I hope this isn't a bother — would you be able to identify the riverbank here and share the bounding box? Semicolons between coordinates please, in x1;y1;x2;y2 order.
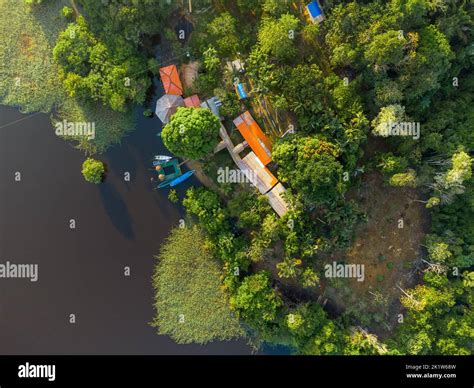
0;0;137;153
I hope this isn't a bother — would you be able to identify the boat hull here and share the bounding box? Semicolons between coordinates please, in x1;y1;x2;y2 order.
169;170;195;187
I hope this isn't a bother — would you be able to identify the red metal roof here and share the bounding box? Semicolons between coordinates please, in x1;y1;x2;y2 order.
159;65;183;95
184;94;201;107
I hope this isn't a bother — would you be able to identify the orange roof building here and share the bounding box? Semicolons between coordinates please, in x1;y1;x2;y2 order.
184;94;201;107
233;111;272;166
159;65;183;95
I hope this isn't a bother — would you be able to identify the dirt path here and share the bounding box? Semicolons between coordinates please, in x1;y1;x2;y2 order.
184;159;216;189
69;0;81;16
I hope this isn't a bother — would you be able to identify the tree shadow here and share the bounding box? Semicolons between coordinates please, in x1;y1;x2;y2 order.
99;182;135;240
122;106;167;185
105;142;138;191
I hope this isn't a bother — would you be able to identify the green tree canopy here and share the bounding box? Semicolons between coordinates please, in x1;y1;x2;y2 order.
161;107;221;159
365;30;407;68
53;16;149;111
207;12;239;57
389;169;417;187
301;320;344;355
377;152;409;175
443;151;473;189
80;0;171;46
183;187;228;236
393;278;471;355
230;272;282;329
273;135;344;204
425;235;452;263
371;104;406;137
279;64;327;127
257;14;300;62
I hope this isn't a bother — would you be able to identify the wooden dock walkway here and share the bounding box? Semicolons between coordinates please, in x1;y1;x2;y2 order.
218;124;289;217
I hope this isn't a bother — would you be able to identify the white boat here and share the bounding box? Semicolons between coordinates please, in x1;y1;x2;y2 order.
153;155;172;162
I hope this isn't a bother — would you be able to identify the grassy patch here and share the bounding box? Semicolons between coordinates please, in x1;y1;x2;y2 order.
0;0;66;112
0;0;135;153
54;97;135;154
152;226;243;344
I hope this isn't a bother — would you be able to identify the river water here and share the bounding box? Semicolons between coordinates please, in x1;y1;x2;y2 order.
0;104;252;354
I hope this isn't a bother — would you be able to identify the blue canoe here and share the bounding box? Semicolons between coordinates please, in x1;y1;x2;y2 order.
170;170;195;187
157;170;195;189
157;180;172;188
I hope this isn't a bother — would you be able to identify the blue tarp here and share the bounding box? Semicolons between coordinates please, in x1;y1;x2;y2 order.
307;1;323;18
236;83;248;99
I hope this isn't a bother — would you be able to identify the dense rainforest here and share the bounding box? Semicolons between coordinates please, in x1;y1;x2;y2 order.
5;0;473;355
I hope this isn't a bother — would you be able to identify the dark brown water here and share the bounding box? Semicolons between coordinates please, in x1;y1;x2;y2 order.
0;105;251;354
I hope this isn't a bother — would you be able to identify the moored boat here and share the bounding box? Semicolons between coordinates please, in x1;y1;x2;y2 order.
153;155;172;162
169;170;195;187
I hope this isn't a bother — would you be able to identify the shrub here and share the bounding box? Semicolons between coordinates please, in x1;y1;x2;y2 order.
61;6;73;19
81;158;104;184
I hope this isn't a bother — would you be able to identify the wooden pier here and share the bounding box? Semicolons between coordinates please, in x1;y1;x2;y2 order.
218;124;289;217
